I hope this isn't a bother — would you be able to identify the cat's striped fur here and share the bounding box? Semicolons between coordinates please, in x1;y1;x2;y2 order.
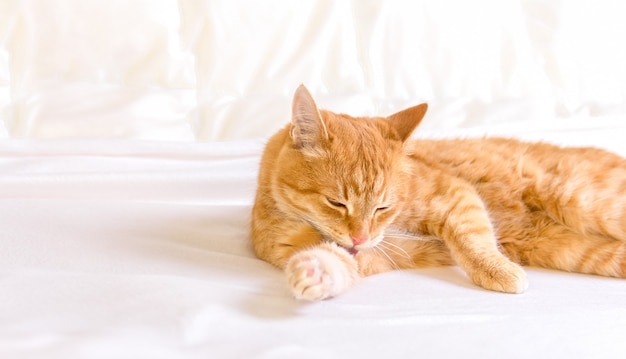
251;85;626;300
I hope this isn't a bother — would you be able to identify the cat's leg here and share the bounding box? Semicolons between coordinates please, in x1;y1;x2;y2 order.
507;214;626;278
286;242;359;301
252;219;359;301
421;177;528;293
532;149;626;241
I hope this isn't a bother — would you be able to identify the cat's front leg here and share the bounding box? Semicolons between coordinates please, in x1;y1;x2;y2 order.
286;242;360;301
422;176;529;294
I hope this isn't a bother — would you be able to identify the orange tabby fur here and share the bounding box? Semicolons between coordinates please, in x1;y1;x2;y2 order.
251;85;626;300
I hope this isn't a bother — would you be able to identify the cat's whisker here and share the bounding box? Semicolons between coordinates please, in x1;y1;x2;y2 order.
378;240;412;261
373;246;401;271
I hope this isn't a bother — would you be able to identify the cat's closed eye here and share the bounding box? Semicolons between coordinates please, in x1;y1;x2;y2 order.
325;197;346;209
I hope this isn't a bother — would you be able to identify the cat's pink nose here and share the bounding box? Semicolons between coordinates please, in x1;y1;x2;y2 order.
350;234;368;246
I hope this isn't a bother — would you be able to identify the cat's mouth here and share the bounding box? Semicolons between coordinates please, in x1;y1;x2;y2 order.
336;243;359;256
336;233;386;256
344;246;359;256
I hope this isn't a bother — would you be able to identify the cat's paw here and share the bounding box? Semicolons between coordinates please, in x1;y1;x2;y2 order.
470;259;528;294
285;245;358;301
286;252;335;301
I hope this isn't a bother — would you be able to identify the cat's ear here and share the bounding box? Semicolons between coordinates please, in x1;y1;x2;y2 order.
290;84;329;156
387;103;428;142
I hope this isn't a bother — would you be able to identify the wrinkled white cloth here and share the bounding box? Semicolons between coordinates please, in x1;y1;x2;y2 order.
1;0;626;140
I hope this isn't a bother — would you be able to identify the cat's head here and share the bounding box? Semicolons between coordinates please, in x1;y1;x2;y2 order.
274;85;427;254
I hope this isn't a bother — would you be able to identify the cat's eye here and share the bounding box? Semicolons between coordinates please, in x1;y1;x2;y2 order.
376;206;390;213
326;198;346;209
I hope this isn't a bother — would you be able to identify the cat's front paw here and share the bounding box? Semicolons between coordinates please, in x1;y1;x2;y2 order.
286;252;334;301
470;259;528;294
285;245;358;301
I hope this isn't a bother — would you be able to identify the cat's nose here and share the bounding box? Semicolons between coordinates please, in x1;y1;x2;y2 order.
350;233;369;246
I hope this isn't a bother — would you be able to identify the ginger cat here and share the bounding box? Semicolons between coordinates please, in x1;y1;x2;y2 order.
251;85;626;301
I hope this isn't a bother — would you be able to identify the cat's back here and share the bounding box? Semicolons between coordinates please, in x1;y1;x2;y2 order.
406;137;620;183
409;137;537;169
404;136;626;224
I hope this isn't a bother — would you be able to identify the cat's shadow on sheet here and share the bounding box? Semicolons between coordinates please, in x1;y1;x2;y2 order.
237;266;490;320
408;266;482;291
